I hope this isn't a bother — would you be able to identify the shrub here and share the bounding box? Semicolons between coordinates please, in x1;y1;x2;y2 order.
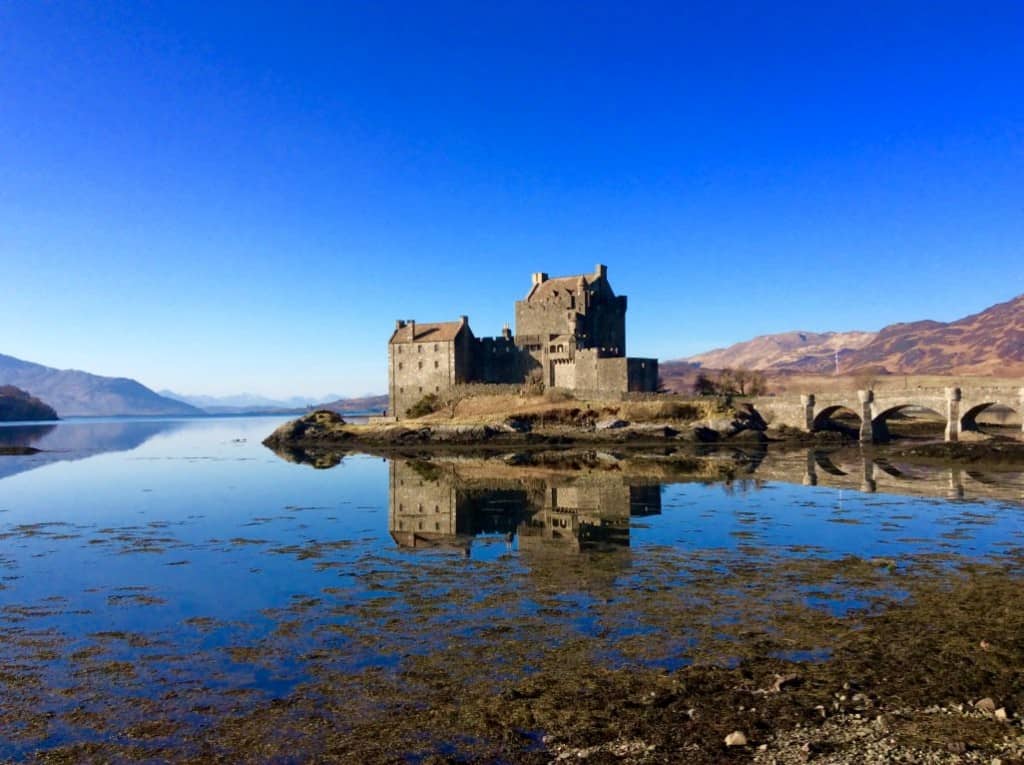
405;394;443;419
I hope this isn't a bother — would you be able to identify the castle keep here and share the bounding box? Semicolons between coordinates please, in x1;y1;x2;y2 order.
388;265;658;417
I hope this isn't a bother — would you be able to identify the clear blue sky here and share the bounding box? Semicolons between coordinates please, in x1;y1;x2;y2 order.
2;2;1022;398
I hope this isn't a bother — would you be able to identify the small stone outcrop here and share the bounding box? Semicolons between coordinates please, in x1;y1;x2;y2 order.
262;410;347;447
0;386;58;422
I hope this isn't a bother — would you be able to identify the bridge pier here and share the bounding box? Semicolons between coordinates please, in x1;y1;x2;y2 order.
857;390;874;443
800;394;815;431
1020;388;1024;438
945;387;961;442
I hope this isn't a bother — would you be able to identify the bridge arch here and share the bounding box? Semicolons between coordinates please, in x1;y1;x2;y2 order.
871;403;946;442
811;405;862;436
960;402;1021;433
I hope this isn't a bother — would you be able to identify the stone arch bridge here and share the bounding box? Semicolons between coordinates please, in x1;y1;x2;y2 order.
751;385;1024;443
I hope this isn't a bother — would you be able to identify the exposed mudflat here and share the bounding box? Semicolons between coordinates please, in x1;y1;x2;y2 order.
4;541;1023;763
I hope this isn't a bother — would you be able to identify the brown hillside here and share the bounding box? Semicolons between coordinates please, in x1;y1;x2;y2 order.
677;294;1024;378
686;330;875;371
838;294;1024;375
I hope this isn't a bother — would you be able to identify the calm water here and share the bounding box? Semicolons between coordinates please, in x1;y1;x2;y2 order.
1;417;1023;758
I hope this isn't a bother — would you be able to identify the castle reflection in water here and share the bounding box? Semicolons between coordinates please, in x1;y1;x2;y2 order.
386;448;1024;557
388;460;661;555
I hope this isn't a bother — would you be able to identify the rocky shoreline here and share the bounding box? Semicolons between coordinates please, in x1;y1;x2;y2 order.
263;409;1024;467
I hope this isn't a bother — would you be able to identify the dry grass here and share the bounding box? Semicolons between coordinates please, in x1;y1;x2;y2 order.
410;393;721;425
618;399;720;422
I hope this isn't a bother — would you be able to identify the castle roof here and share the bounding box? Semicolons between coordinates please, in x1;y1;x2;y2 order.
523;265;610;303
389;319;470;344
525;275;589;302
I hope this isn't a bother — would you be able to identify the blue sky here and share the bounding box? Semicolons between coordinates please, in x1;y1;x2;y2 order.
2;2;1022;398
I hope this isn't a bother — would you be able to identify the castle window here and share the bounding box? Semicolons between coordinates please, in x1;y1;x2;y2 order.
398;362;403;370
435;522;440;531
399;387;404;393
433;344;438;352
418;345;423;353
418;361;423;369
434;360;439;368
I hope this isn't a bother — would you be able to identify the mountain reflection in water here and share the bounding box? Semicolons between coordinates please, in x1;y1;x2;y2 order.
0;418;189;481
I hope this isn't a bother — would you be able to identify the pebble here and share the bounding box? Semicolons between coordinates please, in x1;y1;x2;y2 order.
995;707;1008;722
976;697;997;713
725;731;748;747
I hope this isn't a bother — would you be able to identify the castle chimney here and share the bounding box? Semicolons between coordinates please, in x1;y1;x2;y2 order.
395;319;406;329
595;264;607;280
502;322;511;340
531;272;549;286
409;320;415;339
459;315;468;327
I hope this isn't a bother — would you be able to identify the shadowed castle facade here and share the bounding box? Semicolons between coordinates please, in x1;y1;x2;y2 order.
388;265;658;417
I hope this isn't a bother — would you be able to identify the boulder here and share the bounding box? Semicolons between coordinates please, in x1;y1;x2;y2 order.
504;417;533;433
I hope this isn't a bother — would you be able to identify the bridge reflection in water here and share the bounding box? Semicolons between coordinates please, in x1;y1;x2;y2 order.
387;449;1024;556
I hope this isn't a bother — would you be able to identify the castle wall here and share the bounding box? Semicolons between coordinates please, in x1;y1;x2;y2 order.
552;358;576;388
515;298;579;341
389;328;479;416
474;335;525;384
582;295;627;356
626;357;659;393
570;351;659;397
390;340;456;416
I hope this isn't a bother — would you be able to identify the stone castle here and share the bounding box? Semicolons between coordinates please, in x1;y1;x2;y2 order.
388;265;658;417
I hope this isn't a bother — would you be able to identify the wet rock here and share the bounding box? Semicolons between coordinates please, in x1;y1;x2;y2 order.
595;418;629;430
679;425;719;443
995;707;1009;722
503;417;532;433
728;428;767;444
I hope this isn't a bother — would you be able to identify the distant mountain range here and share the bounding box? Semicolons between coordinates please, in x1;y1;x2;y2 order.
0;354;203;417
672;293;1024;378
317;394;389;413
158;391;344;411
0;353;387;418
160;391;387;415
